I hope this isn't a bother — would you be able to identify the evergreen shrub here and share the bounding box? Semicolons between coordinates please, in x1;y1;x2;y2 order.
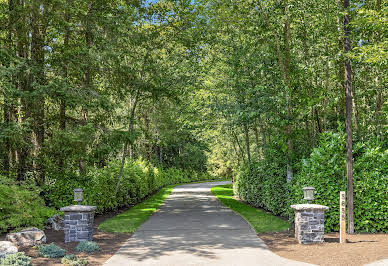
61;254;88;266
290;132;387;232
0;252;32;266
37;243;66;258
43;158;209;214
0;179;56;233
75;241;100;253
234;132;387;232
234;144;289;216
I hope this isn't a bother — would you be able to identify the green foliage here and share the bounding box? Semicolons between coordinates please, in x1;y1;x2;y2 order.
61;254;88;266
235;132;387;233
0;252;32;266
37;244;66;258
234;145;289;216
212;185;290;233
290;132;387;232
75;241;100;253
98;185;175;233
0;178;57;233
289;132;347;232
43;158;211;215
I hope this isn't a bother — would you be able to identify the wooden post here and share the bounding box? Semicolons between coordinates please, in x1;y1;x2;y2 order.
340;191;346;243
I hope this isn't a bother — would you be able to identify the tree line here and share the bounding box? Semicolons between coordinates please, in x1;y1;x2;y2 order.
0;0;386;231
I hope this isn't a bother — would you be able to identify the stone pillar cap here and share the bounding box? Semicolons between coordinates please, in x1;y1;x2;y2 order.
291;204;329;211
60;205;97;212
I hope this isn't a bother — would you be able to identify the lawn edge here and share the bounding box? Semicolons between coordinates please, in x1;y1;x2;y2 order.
211;184;289;234
98;179;230;233
211;184;259;234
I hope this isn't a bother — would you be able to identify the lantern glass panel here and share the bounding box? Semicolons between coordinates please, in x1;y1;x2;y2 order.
74;188;84;203
303;187;315;202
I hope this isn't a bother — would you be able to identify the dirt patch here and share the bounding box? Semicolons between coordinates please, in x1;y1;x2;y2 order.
259;231;388;266
13;214;131;265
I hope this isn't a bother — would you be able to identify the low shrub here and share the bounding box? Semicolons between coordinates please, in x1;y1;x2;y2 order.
61;254;88;266
0;252;32;266
75;241;100;253
37;243;66;258
0;178;57;233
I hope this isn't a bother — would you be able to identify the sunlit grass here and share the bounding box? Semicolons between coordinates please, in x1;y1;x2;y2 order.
98;185;175;233
98;179;231;233
211;184;290;233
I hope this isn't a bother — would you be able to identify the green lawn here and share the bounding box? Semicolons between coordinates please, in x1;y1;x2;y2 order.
211;184;290;233
98;179;231;233
98;185;175;233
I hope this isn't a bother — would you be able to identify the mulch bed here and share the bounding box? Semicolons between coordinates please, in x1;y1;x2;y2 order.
1;213;131;266
259;231;388;266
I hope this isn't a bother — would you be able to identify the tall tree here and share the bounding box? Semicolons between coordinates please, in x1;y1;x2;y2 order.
344;0;354;234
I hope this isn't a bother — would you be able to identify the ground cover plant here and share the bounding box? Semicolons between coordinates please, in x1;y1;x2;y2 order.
212;184;290;233
75;241;100;253
0;252;32;266
61;254;88;266
37;243;66;258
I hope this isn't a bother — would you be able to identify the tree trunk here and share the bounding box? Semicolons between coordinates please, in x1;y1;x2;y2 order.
3;0;14;175
79;2;93;175
30;0;46;185
59;0;72;169
115;91;140;195
258;0;294;181
243;122;251;164
253;122;260;155
232;129;245;161
344;0;354;234
324;0;330;130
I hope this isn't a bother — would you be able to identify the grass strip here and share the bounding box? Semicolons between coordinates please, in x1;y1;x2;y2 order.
98;179;230;233
98;185;175;233
211;184;290;233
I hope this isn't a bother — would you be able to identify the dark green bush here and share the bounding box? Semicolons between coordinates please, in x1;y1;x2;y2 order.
234;132;387;233
43;158;209;215
75;241;100;253
0;178;57;233
291;133;388;232
289;132;347;232
0;252;32;266
61;254;88;266
234;144;289;216
37;243;66;258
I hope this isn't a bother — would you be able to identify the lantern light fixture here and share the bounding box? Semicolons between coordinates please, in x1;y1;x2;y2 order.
303;187;315;204
74;188;84;205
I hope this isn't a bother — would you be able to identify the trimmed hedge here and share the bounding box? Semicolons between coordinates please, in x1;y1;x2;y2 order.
290;133;387;232
43;158;213;214
234;132;388;233
233;144;289;217
1;159;213;233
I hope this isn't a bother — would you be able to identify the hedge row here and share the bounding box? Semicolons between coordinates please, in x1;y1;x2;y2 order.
43;159;213;214
0;159;213;232
234;132;388;233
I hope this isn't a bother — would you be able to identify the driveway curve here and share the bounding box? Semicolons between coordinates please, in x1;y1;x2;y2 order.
104;181;313;266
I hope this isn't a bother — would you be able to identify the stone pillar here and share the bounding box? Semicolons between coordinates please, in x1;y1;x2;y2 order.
291;204;329;244
60;205;96;243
